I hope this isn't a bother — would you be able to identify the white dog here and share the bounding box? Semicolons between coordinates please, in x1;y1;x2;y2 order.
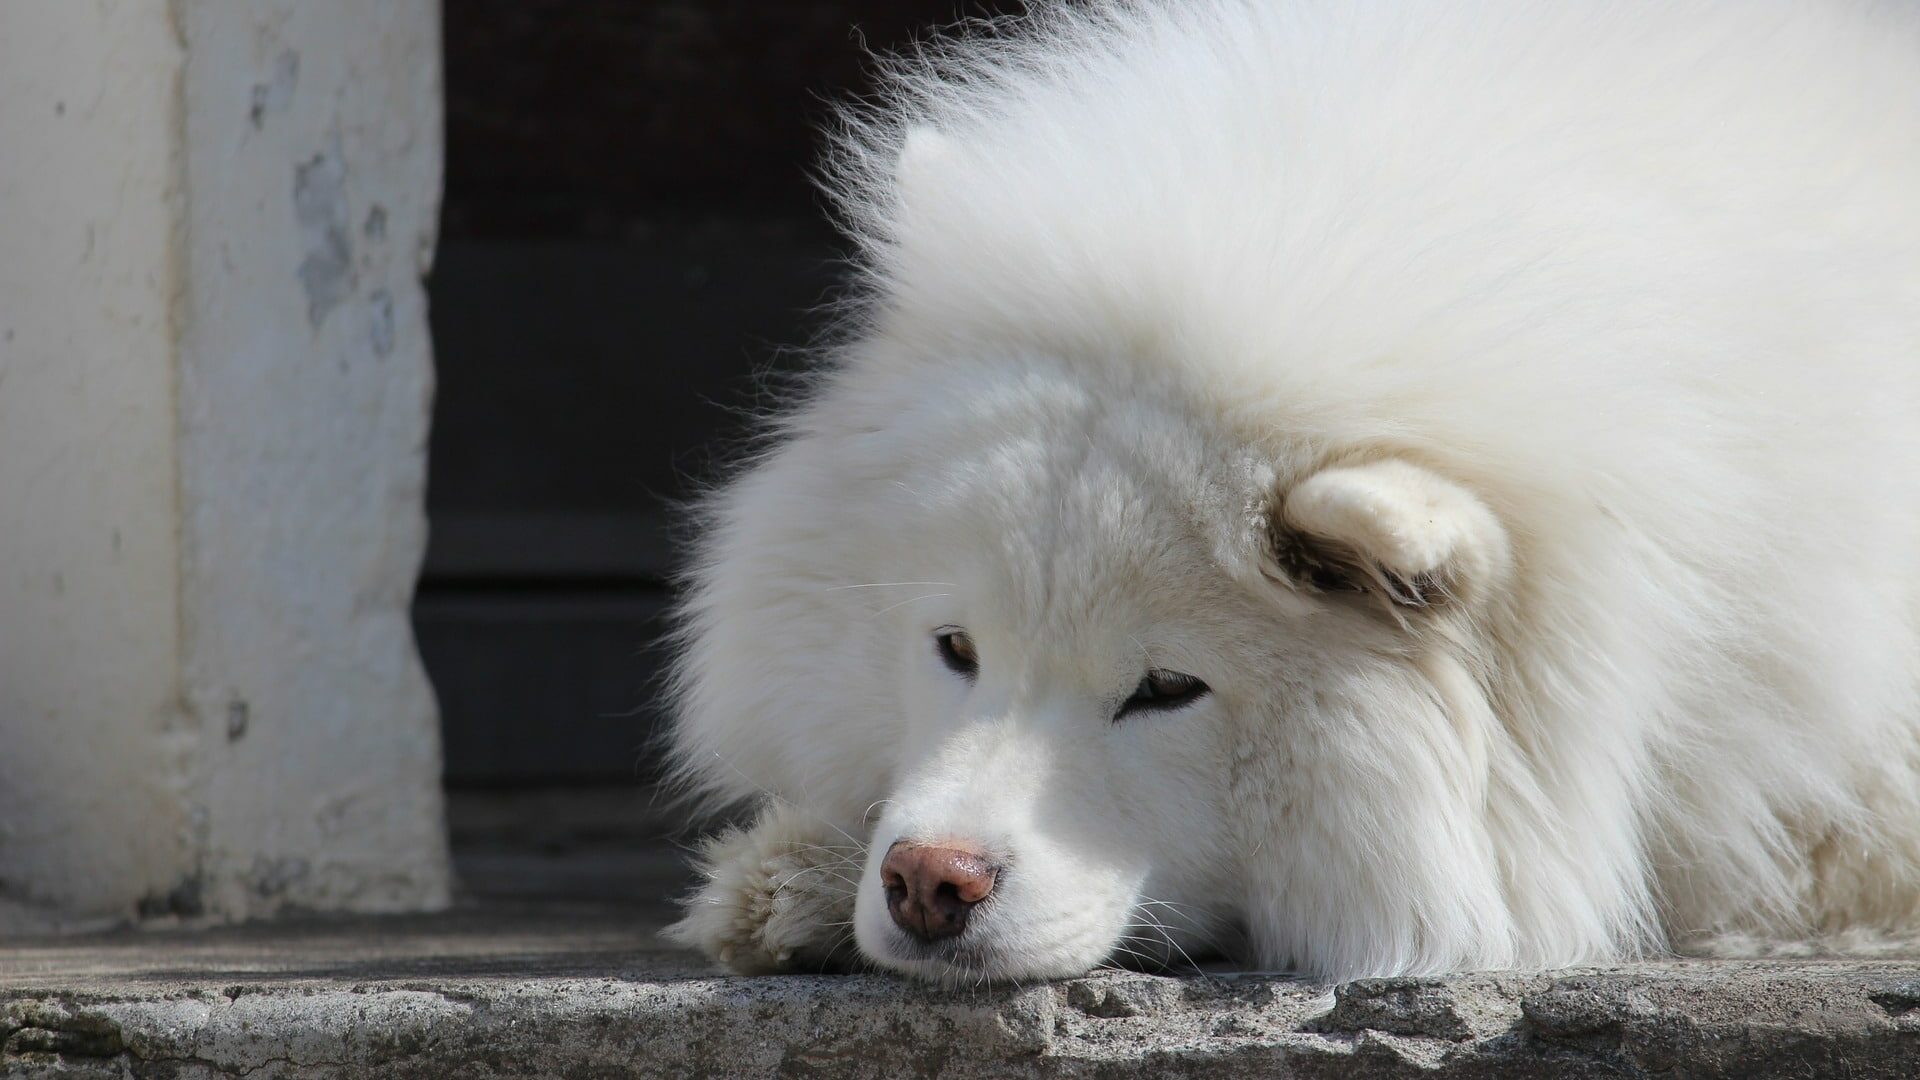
664;0;1920;983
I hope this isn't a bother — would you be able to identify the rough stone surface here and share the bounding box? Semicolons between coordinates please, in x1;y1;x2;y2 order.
3;904;1917;1078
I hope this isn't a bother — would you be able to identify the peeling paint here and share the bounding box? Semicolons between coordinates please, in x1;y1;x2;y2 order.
367;289;394;357
293;138;352;328
247;50;297;129
314;792;361;839
4;1;447;931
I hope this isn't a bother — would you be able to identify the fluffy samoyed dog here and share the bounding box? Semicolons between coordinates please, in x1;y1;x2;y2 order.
665;0;1920;983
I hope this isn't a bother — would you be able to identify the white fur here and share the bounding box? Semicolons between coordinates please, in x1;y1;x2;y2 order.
664;802;861;973
666;0;1920;983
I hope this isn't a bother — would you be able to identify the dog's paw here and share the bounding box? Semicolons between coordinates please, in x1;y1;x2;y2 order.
665;801;864;974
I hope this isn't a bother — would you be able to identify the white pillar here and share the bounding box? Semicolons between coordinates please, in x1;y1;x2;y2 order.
0;1;450;931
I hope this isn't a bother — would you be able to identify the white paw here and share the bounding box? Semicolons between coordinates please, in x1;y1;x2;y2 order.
665;801;865;974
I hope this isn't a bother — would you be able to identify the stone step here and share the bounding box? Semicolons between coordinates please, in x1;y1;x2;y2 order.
5;900;1918;1078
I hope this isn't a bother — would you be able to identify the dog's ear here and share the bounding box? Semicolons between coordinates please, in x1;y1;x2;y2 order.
1273;459;1510;609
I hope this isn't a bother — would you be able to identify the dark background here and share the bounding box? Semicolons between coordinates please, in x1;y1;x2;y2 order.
417;1;1024;796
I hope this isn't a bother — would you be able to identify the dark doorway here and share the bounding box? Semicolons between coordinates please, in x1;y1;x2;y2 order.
417;2;1025;808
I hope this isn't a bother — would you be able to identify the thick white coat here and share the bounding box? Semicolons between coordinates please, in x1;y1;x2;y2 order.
667;1;1920;981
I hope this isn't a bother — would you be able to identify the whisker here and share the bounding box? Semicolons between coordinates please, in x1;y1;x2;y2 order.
694;747;874;856
772;842;865;857
1131;901;1205;973
772;867;863;892
817;581;959;593
818;930;863;972
871;592;950;618
1106;941;1161;971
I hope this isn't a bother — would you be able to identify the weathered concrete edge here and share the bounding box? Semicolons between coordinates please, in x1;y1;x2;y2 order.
5;964;1920;1078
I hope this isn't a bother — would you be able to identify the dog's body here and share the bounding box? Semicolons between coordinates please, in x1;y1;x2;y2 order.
666;1;1920;982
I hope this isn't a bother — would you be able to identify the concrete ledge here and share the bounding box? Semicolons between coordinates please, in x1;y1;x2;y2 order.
5;905;1919;1078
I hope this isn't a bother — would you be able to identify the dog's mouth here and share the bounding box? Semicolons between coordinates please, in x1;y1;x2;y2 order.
863;930;1104;985
863;927;1223;984
858;893;1237;983
870;934;1010;982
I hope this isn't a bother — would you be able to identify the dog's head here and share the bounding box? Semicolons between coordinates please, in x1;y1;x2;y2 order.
672;351;1525;982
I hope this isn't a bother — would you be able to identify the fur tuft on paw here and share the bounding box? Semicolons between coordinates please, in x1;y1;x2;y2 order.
665;801;865;974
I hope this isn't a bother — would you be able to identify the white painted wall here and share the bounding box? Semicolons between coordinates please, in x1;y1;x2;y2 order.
0;1;195;933
0;1;450;931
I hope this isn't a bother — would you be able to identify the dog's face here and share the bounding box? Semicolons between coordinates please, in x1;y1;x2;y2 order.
681;354;1516;982
841;374;1274;981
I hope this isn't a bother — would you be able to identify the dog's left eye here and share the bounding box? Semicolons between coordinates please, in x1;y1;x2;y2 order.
934;628;979;680
1116;669;1210;720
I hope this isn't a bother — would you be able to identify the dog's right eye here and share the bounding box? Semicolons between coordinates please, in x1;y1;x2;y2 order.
934;628;979;679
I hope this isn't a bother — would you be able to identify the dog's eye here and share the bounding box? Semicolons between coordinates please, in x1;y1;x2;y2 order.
934;628;978;679
1116;669;1209;720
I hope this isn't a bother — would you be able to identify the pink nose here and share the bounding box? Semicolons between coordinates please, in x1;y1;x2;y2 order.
880;840;1000;942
